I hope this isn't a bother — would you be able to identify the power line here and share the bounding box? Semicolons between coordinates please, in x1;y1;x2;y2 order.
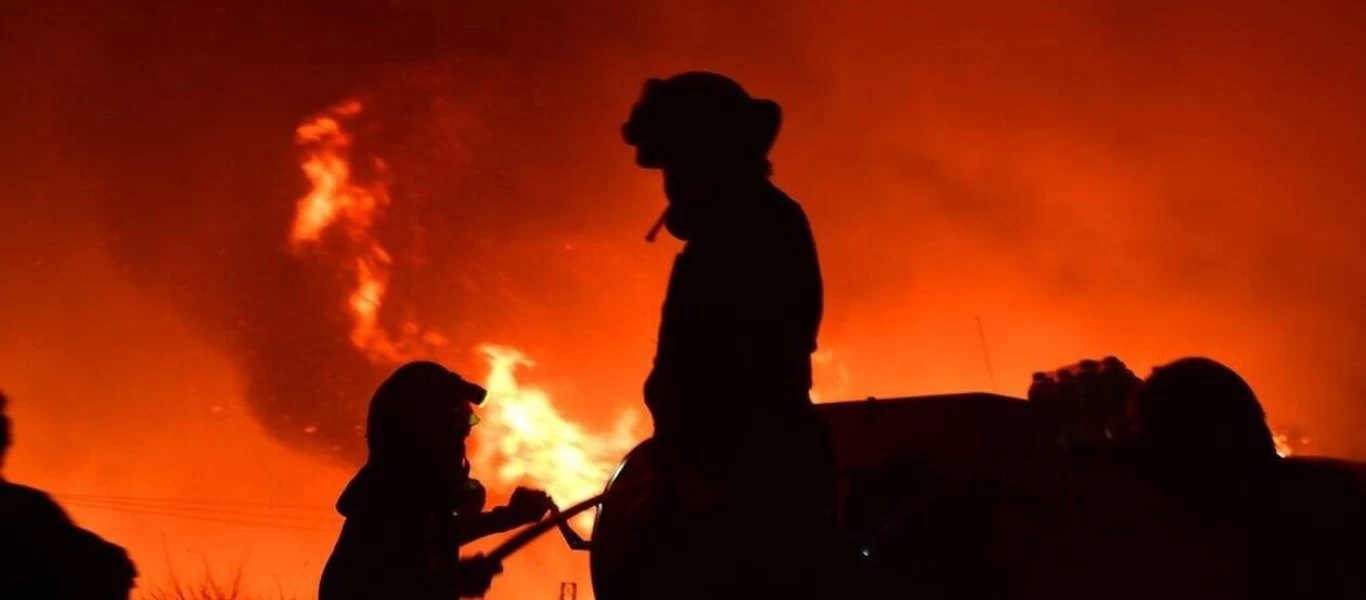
54;496;337;523
59;499;336;533
51;491;330;512
51;492;340;533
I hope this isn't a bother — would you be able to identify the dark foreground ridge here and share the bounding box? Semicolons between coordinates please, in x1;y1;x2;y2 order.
0;391;138;599
589;364;1366;600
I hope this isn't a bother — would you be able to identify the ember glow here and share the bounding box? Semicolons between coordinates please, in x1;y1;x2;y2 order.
1273;430;1313;459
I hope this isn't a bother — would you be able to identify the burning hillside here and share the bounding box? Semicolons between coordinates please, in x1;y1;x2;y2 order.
285;97;643;536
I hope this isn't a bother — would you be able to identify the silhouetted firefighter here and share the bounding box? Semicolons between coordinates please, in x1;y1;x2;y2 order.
1128;357;1280;506
0;391;137;600
319;362;553;600
624;72;838;599
1127;358;1366;599
1125;357;1280;599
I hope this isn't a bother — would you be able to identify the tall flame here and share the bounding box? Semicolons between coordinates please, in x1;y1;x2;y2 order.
473;345;642;532
290;99;446;362
291;100;371;244
290;99;643;536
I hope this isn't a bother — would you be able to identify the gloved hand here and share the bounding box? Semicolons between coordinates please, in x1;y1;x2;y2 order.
505;487;553;525
455;478;488;518
457;554;503;599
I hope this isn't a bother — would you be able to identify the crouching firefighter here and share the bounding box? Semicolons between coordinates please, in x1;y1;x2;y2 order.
320;361;554;600
617;72;839;600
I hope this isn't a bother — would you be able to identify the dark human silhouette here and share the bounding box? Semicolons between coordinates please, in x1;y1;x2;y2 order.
319;363;553;600
1127;357;1278;502
0;391;138;600
622;72;837;599
1124;358;1284;598
1267;455;1366;599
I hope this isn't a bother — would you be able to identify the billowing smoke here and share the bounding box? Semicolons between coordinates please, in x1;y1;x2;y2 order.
6;0;1366;456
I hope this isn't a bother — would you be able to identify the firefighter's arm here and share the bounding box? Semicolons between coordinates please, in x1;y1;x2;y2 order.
454;555;503;599
457;487;553;543
457;509;521;543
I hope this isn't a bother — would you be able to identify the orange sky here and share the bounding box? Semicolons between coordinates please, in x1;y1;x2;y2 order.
2;1;1364;597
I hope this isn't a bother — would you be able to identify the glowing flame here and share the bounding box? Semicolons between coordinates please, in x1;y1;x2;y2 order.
811;348;851;404
289;100;642;535
289;99;446;362
291;99;376;244
1273;429;1311;458
472;345;642;532
1274;433;1292;458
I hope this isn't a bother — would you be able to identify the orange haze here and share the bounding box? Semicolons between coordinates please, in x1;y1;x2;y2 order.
2;1;1364;598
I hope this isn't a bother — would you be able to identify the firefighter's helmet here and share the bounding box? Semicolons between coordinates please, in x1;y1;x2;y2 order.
622;71;781;172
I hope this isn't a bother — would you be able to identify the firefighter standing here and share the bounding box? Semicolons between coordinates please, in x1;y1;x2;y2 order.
623;72;837;599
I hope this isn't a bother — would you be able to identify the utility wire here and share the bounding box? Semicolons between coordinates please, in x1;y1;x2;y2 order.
51;491;329;512
51;491;340;532
55;496;337;523
58;499;335;533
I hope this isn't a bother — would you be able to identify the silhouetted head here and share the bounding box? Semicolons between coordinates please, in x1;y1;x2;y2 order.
622;72;781;177
1129;357;1277;473
0;391;10;469
365;361;486;476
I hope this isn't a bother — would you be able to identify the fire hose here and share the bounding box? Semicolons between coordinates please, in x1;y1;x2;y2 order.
486;490;607;562
487;439;659;562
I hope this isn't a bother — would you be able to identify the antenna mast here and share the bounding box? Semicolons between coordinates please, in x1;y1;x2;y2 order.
975;316;999;392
